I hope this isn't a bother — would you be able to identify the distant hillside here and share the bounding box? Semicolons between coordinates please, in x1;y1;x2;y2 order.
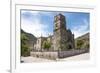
21;29;37;44
76;33;89;40
75;32;89;49
21;29;37;56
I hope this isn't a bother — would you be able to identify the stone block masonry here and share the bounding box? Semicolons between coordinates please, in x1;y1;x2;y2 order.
30;49;89;60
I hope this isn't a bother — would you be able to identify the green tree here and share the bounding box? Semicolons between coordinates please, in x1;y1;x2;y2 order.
42;40;51;50
21;34;30;56
76;39;84;49
84;42;89;48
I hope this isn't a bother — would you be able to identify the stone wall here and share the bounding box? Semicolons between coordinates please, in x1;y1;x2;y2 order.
30;52;58;60
58;49;89;58
30;49;89;60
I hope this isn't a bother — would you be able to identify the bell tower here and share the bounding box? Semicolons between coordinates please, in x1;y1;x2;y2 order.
54;13;66;31
53;13;68;51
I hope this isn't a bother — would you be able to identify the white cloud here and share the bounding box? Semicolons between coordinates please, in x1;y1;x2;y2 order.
72;19;89;38
21;10;40;15
21;10;54;37
21;13;50;37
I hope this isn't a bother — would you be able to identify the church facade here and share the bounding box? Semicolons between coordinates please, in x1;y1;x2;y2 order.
33;13;75;51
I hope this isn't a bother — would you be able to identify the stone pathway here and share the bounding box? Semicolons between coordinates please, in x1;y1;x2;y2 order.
21;56;54;63
21;53;89;63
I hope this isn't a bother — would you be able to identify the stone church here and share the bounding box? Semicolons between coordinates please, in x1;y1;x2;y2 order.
33;13;75;51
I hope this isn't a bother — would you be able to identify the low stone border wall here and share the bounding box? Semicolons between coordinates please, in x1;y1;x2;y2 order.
58;49;89;58
30;49;89;60
30;52;58;60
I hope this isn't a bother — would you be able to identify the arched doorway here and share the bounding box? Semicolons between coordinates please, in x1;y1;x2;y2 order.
68;44;72;50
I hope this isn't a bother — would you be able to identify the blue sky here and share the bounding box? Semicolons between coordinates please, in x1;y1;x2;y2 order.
21;10;89;38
